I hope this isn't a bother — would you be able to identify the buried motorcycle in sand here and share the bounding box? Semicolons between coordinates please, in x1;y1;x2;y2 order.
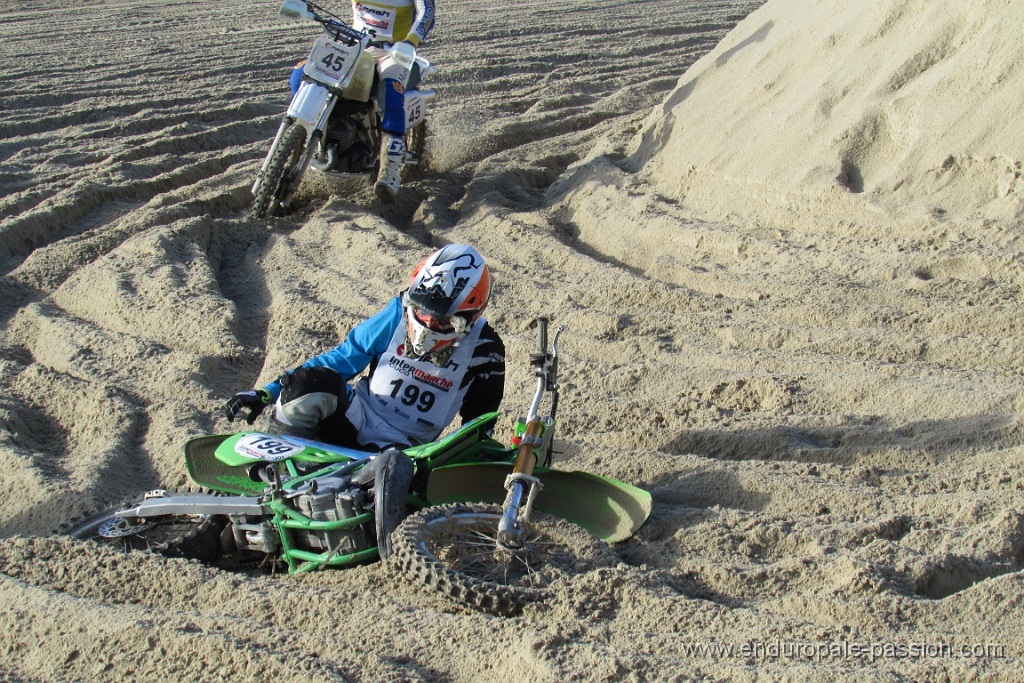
69;319;652;614
250;0;435;218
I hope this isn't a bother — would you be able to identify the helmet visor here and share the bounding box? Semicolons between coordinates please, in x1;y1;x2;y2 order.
412;306;468;334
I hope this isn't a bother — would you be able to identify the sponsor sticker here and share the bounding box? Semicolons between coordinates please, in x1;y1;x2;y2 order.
234;434;305;462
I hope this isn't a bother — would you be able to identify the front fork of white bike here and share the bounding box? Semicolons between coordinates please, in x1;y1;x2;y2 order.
251;80;336;196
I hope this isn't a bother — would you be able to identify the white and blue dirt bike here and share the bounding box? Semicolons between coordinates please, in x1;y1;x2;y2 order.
250;0;435;218
69;319;651;615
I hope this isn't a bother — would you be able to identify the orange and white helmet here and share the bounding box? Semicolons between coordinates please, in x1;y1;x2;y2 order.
403;244;491;357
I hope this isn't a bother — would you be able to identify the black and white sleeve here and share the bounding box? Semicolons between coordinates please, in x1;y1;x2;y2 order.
459;322;506;423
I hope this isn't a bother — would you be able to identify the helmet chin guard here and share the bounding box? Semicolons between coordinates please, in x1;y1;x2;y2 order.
402;244;491;359
404;303;466;358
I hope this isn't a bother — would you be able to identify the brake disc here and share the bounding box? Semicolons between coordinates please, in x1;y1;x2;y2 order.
98;517;155;538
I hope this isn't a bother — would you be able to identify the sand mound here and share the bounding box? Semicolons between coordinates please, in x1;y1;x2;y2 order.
628;0;1024;231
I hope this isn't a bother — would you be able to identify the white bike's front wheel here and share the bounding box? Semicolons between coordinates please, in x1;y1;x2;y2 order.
251;122;307;218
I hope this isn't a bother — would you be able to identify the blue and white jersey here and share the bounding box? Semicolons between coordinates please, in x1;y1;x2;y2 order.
263;296;505;447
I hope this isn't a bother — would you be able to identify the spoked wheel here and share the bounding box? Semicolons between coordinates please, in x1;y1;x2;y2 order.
251;122;308;218
390;503;613;615
67;502;223;564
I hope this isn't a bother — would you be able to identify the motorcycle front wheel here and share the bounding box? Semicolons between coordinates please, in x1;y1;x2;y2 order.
389;503;614;615
251;122;308;219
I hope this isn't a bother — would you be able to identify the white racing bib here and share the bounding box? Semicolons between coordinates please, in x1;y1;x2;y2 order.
352;2;399;40
362;319;483;445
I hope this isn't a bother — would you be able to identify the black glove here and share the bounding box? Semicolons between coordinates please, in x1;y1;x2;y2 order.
225;389;272;424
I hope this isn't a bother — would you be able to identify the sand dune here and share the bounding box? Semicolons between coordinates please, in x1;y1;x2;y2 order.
1;0;1022;680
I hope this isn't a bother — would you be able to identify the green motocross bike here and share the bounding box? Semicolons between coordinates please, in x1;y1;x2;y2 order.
69;319;651;614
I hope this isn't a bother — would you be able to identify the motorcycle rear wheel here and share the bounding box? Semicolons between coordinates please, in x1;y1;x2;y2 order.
67;501;224;564
251;122;307;218
401;120;427;181
389;502;613;615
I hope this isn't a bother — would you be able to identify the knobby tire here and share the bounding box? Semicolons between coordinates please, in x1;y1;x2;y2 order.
67;496;224;564
251;123;307;218
401;120;427;181
389;502;614;616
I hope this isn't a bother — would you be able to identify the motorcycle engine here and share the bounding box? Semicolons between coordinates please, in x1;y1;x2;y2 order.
314;117;375;174
289;473;373;554
326;117;359;151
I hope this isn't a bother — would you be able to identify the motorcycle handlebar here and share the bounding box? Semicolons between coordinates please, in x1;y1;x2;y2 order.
322;19;367;44
286;0;369;43
535;317;548;356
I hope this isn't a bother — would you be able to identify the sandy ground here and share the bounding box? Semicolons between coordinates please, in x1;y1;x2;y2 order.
2;0;1023;680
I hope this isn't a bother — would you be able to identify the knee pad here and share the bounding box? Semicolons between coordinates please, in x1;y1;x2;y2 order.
275;366;345;431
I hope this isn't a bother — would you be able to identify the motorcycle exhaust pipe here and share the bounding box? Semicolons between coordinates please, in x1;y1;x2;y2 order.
309;145;337;172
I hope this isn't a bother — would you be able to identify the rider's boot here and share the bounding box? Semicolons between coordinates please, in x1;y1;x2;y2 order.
374;134;405;202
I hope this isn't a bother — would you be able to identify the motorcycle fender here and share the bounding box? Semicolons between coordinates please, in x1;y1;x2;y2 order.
288;80;332;128
404;89;434;129
426;463;653;543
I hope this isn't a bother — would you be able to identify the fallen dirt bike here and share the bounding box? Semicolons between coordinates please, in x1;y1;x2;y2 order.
69;319;651;614
251;0;435;217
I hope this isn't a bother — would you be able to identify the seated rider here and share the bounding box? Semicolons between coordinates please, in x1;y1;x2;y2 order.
225;244;505;452
289;0;436;202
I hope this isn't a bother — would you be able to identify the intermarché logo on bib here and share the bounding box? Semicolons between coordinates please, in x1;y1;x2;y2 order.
388;356;453;391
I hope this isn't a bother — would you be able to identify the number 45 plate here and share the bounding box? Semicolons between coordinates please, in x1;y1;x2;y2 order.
304;35;366;89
